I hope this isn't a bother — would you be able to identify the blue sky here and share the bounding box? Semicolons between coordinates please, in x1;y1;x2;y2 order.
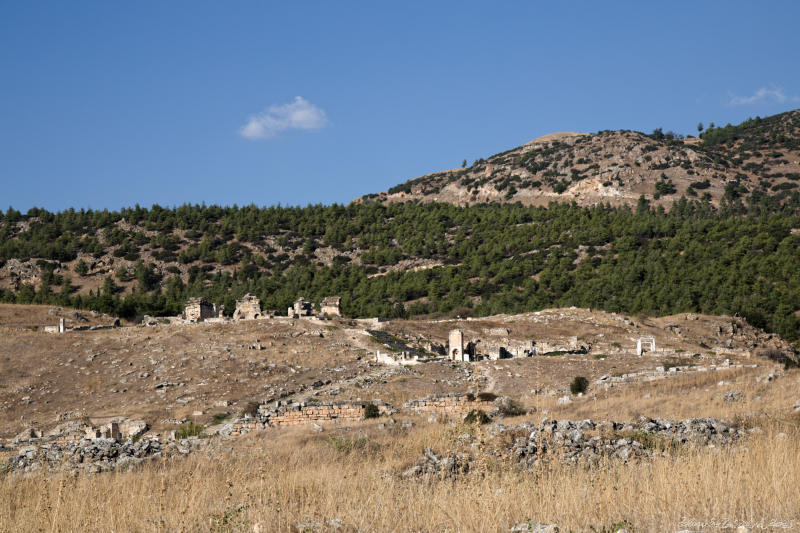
1;1;799;212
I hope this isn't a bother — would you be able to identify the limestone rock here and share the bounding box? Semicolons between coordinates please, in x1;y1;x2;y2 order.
510;523;559;533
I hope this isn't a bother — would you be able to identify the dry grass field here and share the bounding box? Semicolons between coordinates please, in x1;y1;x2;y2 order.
1;304;798;532
2;390;798;532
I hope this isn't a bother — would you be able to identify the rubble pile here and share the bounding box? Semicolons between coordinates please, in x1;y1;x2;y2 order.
403;416;743;478
4;436;205;475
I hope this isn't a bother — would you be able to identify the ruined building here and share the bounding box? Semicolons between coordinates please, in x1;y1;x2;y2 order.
449;329;471;362
288;297;314;318
637;336;656;356
319;296;342;317
184;297;223;322
233;293;262;320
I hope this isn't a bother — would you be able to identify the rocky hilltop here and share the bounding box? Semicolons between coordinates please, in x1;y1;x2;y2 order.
361;109;800;208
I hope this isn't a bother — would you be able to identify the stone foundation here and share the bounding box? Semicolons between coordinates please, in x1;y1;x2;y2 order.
258;400;394;427
403;393;496;415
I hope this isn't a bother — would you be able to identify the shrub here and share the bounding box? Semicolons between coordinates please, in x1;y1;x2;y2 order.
463;409;490;425
175;422;204;440
760;348;798;369
492;396;526;417
553;180;569;194
363;403;381;419
476;392;498;402
211;413;231;425
74;260;89;276
570;376;589;395
326;435;368;454
662;357;695;371
654;179;677;198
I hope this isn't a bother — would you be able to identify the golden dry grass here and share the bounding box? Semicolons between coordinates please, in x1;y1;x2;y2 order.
2;409;799;533
533;364;798;423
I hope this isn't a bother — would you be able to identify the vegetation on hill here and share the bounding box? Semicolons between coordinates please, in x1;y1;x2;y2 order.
1;191;798;345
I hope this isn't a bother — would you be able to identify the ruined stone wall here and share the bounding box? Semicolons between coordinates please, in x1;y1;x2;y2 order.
258;400;394;427
403;393;495;415
233;294;261;320
320;304;340;317
185;298;221;321
320;296;341;317
448;330;464;361
185;302;203;321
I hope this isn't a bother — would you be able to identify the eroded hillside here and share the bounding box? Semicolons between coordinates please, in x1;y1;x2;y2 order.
362;110;800;208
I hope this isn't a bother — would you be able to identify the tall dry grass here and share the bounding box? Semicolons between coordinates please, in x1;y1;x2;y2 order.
2;411;799;533
532;364;798;423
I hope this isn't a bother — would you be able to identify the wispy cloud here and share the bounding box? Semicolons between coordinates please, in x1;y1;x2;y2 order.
240;96;329;140
728;85;788;106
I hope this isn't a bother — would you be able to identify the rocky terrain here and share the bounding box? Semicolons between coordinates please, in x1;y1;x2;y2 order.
1;303;796;458
361;110;800;209
5;436;201;475
1;301;799;532
403;415;745;480
0;305;790;437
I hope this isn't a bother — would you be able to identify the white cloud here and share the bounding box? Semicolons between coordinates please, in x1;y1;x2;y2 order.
240;96;329;140
728;85;787;106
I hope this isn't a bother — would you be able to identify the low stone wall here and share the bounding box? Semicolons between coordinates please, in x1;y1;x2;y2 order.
595;361;760;388
403;393;496;415
258;400;394;427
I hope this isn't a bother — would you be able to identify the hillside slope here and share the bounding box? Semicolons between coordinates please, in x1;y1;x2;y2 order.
0;111;798;347
0;303;793;440
361;110;800;208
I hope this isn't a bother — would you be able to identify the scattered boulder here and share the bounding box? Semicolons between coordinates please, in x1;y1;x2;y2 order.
402;447;472;480
723;390;743;403
490;396;526;418
557;395;572;405
4;437;192;475
510;523;559;532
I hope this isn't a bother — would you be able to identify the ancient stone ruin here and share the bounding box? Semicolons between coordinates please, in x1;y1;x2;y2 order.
636;336;656;356
233;293;262;320
448;329;539;362
84;421;121;440
288;297;314;318
43;318;66;334
403;393;496;415
449;329;467;361
319;296;341;317
285;296;343;318
184;297;223;322
257;399;394;427
375;349;426;366
440;327;596;363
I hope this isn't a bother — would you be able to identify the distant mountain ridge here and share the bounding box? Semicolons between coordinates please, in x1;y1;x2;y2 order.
360;109;800;208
